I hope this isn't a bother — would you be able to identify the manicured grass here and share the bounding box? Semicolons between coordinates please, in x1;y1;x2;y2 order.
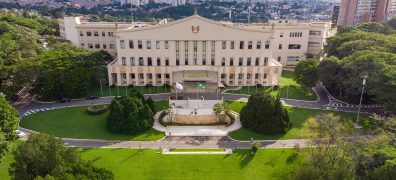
90;85;171;97
0;141;22;179
226;71;316;101
79;148;302;179
169;148;226;152
228;101;372;140
20;101;170;141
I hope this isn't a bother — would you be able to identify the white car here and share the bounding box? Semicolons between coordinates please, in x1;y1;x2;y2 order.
15;130;26;138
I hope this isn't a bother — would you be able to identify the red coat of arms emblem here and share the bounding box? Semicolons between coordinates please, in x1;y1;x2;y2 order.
192;25;199;33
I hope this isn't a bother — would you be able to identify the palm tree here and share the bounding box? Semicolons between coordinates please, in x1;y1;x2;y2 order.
213;101;231;124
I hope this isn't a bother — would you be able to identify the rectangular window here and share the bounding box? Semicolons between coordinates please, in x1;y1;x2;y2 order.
139;57;144;66
222;41;226;49
122;57;126;65
265;41;270;49
247;74;251;79
211;41;215;66
109;44;115;49
120;40;125;49
193;41;197;65
131;73;135;79
256;41;261;49
147;57;152;66
95;44;100;49
279;44;282;49
176;41;180;66
239;57;243;66
102;31;106;37
156;41;160;49
157;74;161;79
129;40;134;49
239;41;244;49
248;41;252;49
184;41;189;65
103;44;107;49
290;32;303;37
138;40;142;49
88;43;93;49
255;73;259;79
280;32;283;37
230;41;235;49
309;31;321;36
247;57;251;66
164;41;169;49
108;32;114;37
87;31;92;36
165;74;170;79
264;57;268;66
130;57;135;66
146;40;151;49
255;57;259;66
165;57;169;66
94;31;99;36
202;41;207;65
230;58;234;66
221;57;225;66
264;73;267;79
157;57;161;66
288;44;301;49
308;42;320;47
80;43;84;47
238;74;243;79
277;56;281;62
80;31;84;36
287;56;300;62
139;73;144;80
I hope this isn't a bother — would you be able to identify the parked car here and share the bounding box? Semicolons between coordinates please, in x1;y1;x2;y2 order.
57;97;70;103
15;130;25;138
86;96;99;100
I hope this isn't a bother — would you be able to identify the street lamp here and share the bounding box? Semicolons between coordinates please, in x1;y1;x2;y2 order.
355;75;368;129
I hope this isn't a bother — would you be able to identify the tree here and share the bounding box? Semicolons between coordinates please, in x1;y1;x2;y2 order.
9;134;114;180
0;96;18;140
213;101;231;124
294;114;354;180
316;56;344;96
240;93;291;135
146;96;156;113
294;59;318;89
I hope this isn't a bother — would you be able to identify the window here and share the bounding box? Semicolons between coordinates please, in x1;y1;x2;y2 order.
280;32;283;37
80;43;84;47
129;40;134;49
264;73;267;79
221;74;226;78
88;43;93;49
289;32;302;37
279;44;282;49
131;73;135;79
309;31;321;36
193;41;197;65
147;57;152;66
287;56;300;62
156;41;160;49
288;44;301;49
264;57;268;66
248;41;252;49
165;57;169;66
255;73;259;79
211;41;215;66
122;57;126;65
139;73;144;80
120;40;125;49
176;41;180;66
147;73;153;79
165;74;170;79
277;56;281;62
230;74;234;79
138;40;142;49
108;32;114;37
222;41;226;49
247;74;251;79
247;57;251;66
230;57;234;66
256;41;261;49
238;57;243;66
255;57;259;66
308;42;320;47
103;44;107;49
102;31;106;37
157;57;161;66
109;44;115;49
239;41;244;49
157;74;161;79
95;44;100;49
93;31;99;36
202;41;207;65
146;40;151;49
221;57;225;66
265;41;270;49
230;41;235;49
164;41;169;49
86;31;92;36
80;31;84;36
139;57;144;66
130;57;135;66
238;74;243;79
184;41;189;65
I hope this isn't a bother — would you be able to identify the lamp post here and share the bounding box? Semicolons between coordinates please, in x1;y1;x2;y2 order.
355;75;368;129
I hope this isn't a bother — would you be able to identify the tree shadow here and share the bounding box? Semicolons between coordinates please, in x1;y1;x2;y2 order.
234;150;255;168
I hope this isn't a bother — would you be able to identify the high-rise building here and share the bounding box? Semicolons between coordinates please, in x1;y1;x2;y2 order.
338;0;396;26
332;5;340;25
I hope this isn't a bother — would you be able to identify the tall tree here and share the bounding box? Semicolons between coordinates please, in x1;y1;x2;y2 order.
294;59;318;89
0;96;18;140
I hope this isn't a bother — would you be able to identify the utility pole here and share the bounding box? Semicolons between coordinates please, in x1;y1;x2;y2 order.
355;75;368;129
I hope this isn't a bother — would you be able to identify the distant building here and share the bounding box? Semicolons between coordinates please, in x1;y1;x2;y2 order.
338;0;396;26
332;5;340;25
59;15;334;90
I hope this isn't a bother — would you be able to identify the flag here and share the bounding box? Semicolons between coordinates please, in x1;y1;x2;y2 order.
176;82;184;90
196;83;206;89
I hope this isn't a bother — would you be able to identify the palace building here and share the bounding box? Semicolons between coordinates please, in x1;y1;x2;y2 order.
59;14;334;92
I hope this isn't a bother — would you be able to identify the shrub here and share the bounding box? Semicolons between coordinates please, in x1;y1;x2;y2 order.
251;142;260;154
86;104;108;115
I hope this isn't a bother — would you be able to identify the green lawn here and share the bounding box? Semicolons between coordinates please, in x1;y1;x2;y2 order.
90;85;171;97
228;101;372;141
0;141;22;179
225;71;316;101
20;101;170;141
169;148;226;152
